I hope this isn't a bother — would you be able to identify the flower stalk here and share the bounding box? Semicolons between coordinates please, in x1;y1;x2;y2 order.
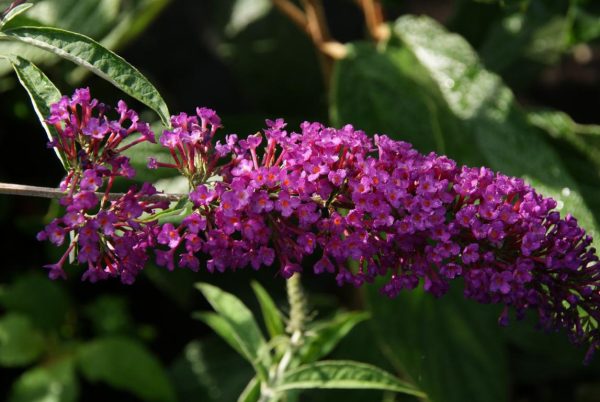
0;182;184;202
260;274;307;402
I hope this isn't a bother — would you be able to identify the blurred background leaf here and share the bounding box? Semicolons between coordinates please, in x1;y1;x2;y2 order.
0;273;69;332
365;284;508;402
8;358;79;402
0;313;45;367
0;0;169;85
169;337;254;402
77;337;176;402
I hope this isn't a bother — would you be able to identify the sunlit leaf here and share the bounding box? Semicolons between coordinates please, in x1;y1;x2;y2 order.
1;26;171;125
193;312;245;358
195;283;270;379
251;281;285;338
276;360;425;397
8;55;66;168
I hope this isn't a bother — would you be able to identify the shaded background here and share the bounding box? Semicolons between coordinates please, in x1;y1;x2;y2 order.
1;0;600;401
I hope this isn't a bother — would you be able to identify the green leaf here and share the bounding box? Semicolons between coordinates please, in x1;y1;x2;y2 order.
0;0;121;76
193;312;245;358
77;336;176;402
9;357;79;402
366;285;508;402
0;0;168;81
276;360;425;397
1;26;171;125
0;273;70;331
0;313;45;367
251;281;285;338
237;376;261;402
392;15;600;246
8;55;66;168
195;283;270;379
0;2;33;30
570;4;600;44
300;311;370;363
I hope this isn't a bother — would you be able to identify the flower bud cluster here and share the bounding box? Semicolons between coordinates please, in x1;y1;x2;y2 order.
39;89;600;357
37;88;168;283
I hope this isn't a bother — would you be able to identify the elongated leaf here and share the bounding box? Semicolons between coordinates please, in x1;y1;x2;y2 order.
301;311;370;363
9;357;79;402
193;312;245;358
196;283;270;379
0;0;168;80
0;0;117;76
1;26;170;125
8;55;66;168
251;281;284;338
0;2;33;30
0;313;45;367
77;337;176;402
276;360;424;397
237;376;260;402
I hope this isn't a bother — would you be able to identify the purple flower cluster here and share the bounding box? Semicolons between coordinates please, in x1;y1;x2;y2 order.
37;88;168;283
38;90;600;358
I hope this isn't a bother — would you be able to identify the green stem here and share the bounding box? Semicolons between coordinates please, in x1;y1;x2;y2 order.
286;273;307;335
260;274;307;402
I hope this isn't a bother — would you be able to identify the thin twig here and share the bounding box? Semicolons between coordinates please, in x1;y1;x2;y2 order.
0;182;186;202
357;0;390;42
271;0;309;35
302;0;331;43
270;0;347;87
301;0;335;86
